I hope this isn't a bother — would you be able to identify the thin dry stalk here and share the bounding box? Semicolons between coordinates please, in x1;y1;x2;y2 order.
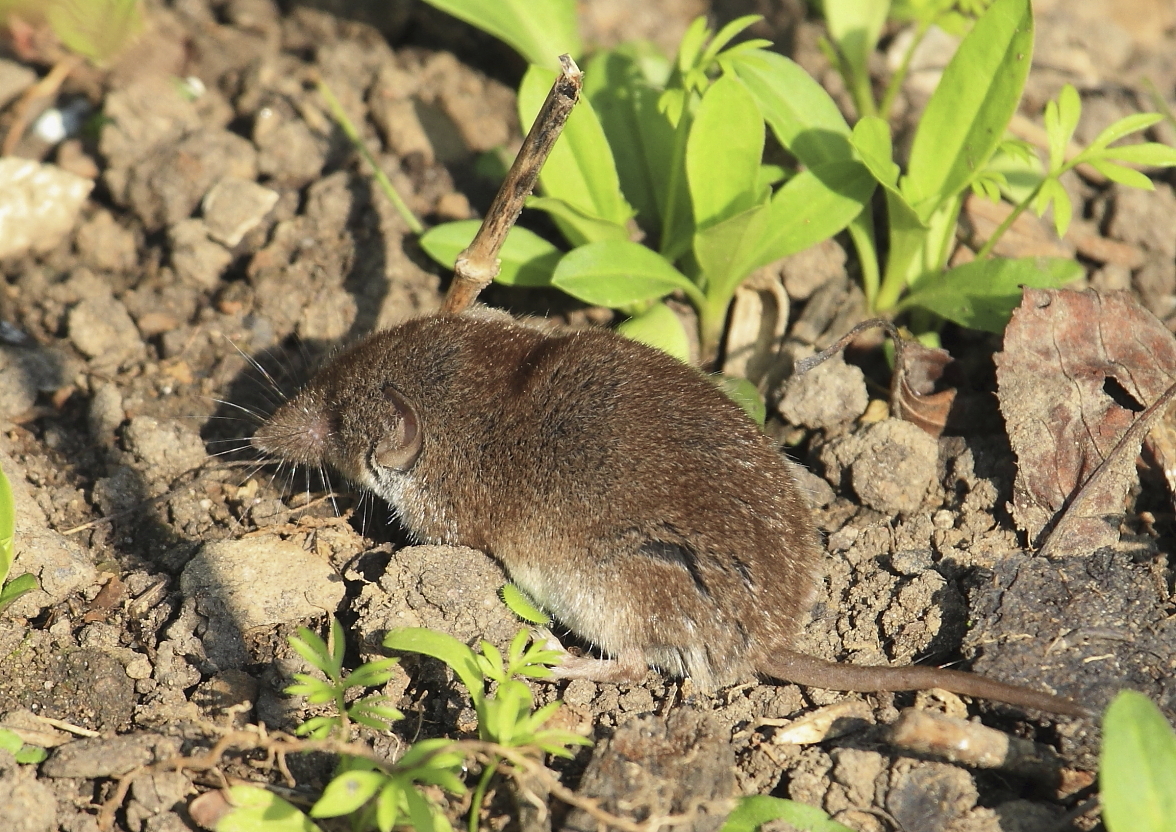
442;54;582;314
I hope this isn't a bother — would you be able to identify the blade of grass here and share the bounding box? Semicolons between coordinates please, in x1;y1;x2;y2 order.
317;79;424;235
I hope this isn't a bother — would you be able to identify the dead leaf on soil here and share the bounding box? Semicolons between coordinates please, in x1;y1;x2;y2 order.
890;335;962;438
793;319;962;437
995;288;1176;551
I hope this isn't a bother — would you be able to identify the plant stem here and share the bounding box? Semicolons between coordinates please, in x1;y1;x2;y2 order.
444;55;583;314
973;180;1046;260
317;79;424;236
847;208;880;310
878;19;932;122
468;759;499;832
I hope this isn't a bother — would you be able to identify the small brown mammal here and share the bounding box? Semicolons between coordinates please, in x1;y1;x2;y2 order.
254;311;1087;717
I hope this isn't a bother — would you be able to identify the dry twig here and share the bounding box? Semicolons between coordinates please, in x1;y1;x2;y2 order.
442;54;582;314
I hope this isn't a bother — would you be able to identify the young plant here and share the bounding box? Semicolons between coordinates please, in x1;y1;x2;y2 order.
823;0;1176;335
419;0;1176;352
1099;690;1176;832
0;464;37;615
285;617;404;741
0;727;47;765
384;627;591;832
719;794;854;832
420;14;875;361
219;620;585;832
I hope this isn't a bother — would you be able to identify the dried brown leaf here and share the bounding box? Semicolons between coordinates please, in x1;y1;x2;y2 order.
890;338;960;438
995;289;1176;551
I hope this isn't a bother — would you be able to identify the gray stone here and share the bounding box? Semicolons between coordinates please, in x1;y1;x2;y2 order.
202;177;279;247
68;294;144;364
181;536;345;631
0;159;93;259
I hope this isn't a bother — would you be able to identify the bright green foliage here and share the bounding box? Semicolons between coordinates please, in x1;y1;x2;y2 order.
218;786;322;832
219;621;586;832
718;795;854;832
0;727;48;765
417;0;1176;368
1100;690;1176;832
419;15;874;362
384;627;589;832
285;618;403;740
0;464;37;615
0;0;144;65
415;0;580;70
499;583;551;625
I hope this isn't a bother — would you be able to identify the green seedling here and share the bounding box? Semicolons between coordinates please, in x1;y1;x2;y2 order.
420;0;1176;353
821;0;1176;335
0;464;37;615
1100;690;1176;832
385;627;591;832
821;0;991;123
220;620;586;832
719;794;854;832
317;79;424;235
421;14;875;361
285;617;404;741
0;727;47;765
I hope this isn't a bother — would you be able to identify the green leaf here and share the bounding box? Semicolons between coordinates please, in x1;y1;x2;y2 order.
616;302;692;363
687;73;765;230
694;203;774;310
898;256;1083;333
903;0;1034;219
0;573;38;614
414;0;580;69
311;771;385;818
14;744;47;764
500;583;550;625
719;795;855;832
1101;690;1176;832
402;783;441;832
418;220;561;288
1088;159;1155;190
851;116;899;189
0;728;21;754
758;159;877;263
699;15;764;70
525;196;630;246
342;657;399;689
1100;142;1176;168
1045;84;1081;169
46;0;143;65
1036;177;1073;237
289;627;337;679
218;785;322;832
1087;112;1165;151
383;628;484;706
582;47;675;233
519;66;633;237
729;49;854;166
0;463;14;587
375;782;400;832
824;0;889;115
717;376;766;425
551;240;704;308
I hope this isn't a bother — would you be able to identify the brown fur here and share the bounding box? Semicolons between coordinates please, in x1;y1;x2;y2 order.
254;312;1088;716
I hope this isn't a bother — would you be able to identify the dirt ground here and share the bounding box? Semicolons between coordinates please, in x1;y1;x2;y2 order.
0;0;1175;830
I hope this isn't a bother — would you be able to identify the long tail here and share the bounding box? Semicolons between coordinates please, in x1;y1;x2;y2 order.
760;650;1091;717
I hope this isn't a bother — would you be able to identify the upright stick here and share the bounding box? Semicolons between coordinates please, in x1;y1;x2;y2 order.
442;54;582;314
